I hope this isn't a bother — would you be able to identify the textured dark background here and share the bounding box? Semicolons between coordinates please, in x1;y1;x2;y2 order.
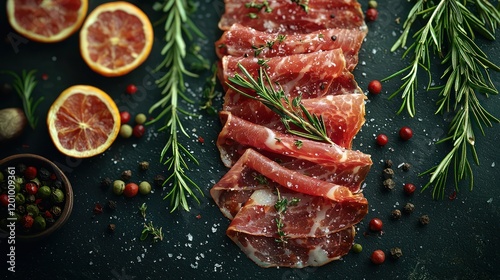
1;1;499;279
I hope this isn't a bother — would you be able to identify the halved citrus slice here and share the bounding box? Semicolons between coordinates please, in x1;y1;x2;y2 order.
6;0;88;43
79;1;154;77
47;85;120;158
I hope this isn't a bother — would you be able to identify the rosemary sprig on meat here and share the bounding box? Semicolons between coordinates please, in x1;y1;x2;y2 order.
227;63;334;145
147;0;206;212
274;188;300;244
3;70;43;129
384;0;500;198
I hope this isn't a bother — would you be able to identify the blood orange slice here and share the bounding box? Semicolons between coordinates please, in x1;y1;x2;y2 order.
47;85;120;158
6;0;88;43
79;1;154;77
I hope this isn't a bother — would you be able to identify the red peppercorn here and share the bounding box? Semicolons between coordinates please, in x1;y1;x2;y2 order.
198;136;205;143
22;215;34;229
399;126;414;141
368;80;382;95
371;250;386;264
365;8;378;22
24;166;37;180
403;183;416;195
133;124;146;138
376;134;388;146
368;218;383;231
0;193;9;207
123;183;139;197
120;111;131;124
126;84;138;95
41;73;49;80
25;182;38;195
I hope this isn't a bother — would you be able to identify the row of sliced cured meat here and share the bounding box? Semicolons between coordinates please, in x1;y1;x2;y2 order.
210;0;372;268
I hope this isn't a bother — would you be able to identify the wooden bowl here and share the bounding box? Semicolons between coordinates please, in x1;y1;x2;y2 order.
0;154;74;241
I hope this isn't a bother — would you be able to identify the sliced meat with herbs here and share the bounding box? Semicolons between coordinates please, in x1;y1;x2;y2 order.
215;23;366;71
219;0;366;33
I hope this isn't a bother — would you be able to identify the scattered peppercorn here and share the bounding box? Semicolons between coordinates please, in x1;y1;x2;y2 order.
401;162;411;171
382;168;394;179
376;133;388;146
352;243;363;253
391;209;402;220
100;177;112;189
419;214;430;225
120;124;133;138
390;247;403;259
139;161;149;171
107;200;117;210
139;181;152;195
403;202;415;214
399;126;414;141
112;180;125;195
126;84;137;95
368;0;378;8
370;249;385;264
365;8;378;22
403;183;416;195
382;178;396;191
108;223;116;233
368;80;382;94
121;170;132;181
93;202;104;215
132;124;146;138
135;113;147;125
120;111;131;124
368;218;383;232
154;174;166;187
385;159;393;168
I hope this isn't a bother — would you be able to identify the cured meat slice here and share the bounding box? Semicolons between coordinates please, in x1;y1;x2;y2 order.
221;49;362;99
211;149;368;268
219;0;366;33
211;148;368;219
215;23;366;71
223;93;367;149
217;111;372;192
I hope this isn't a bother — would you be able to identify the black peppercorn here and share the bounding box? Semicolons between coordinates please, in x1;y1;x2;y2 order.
390;247;403;259
121;170;132;181
139;161;150;171
401;162;411;171
382;168;394;179
17;163;27;175
330;13;335;18
154;174;166;187
107;200;117;210
108;223;116;233
331;35;337;41
419;214;430;225
383;178;396;190
391;209;402;219
53;180;63;189
100;177;112;189
385;159;393;168
403;202;415;214
51;206;62;216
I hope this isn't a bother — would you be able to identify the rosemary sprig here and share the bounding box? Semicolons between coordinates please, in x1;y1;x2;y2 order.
227;63;334;145
139;203;164;242
274;188;300;243
384;0;500;198
147;0;205;212
2;70;43;129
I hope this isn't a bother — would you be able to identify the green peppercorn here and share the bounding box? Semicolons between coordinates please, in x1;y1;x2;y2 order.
135;113;147;125
352;243;363;253
51;189;65;204
139;181;152;195
26;204;40;216
120;124;133;138
112;180;125;195
33;215;47;231
15;193;25;205
51;206;62;217
368;0;378;8
38;185;51;199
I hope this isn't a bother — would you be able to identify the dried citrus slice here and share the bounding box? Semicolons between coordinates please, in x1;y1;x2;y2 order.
79;1;154;77
47;85;120;158
6;0;88;43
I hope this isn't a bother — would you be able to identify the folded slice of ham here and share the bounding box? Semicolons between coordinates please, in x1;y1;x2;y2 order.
221;49;362;98
219;0;366;34
216;23;366;71
217;111;372;193
210;148;368;267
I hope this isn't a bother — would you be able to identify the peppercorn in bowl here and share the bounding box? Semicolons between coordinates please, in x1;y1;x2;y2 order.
0;154;74;241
